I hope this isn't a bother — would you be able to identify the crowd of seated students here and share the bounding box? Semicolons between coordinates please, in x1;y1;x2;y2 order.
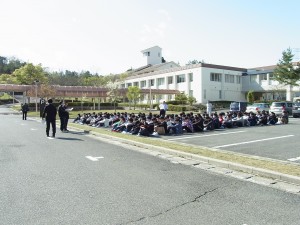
72;110;289;137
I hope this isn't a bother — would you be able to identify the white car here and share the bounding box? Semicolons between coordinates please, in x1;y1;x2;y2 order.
246;103;270;113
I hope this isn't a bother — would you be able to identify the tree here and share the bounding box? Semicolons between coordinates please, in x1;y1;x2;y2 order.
187;96;197;106
106;81;121;112
13;63;47;85
175;92;188;105
247;90;254;104
273;48;300;86
126;86;141;110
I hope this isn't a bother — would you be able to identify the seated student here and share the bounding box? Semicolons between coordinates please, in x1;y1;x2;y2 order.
222;114;233;128
279;110;289;124
203;115;214;131
138;117;151;136
248;112;258;126
268;112;278;125
154;116;167;135
111;116;126;132
257;111;268;126
129;118;141;135
193;115;204;132
167;118;183;135
232;112;245;127
212;113;220;129
73;114;81;123
182;117;194;133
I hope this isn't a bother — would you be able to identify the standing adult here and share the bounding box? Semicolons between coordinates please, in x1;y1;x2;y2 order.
63;102;70;132
42;99;57;138
58;101;66;132
21;103;29;120
159;101;168;117
206;100;212;116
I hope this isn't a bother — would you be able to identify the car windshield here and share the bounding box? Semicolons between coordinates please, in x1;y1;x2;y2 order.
294;102;300;106
231;103;239;107
272;103;284;107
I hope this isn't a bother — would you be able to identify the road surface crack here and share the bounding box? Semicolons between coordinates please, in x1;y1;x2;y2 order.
118;187;219;225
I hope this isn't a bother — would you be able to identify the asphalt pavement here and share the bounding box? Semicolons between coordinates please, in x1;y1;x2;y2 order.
1;106;300;224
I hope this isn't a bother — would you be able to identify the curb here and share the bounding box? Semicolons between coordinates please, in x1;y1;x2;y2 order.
79;128;300;186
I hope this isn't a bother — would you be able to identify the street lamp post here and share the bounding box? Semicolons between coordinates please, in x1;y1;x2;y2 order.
34;80;39;113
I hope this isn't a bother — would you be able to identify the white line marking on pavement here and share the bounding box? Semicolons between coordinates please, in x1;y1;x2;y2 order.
213;135;294;148
85;156;104;161
30;128;37;130
167;130;246;141
288;156;300;162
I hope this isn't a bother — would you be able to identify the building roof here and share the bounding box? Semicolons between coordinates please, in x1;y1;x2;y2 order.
125;62;247;80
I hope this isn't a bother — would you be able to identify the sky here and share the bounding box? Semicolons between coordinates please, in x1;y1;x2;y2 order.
1;0;300;75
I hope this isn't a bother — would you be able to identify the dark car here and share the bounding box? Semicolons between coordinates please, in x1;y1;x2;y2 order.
229;102;248;112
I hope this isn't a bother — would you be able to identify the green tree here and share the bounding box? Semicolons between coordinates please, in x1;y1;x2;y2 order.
247;90;254;104
13;63;47;85
187;96;197;106
126;86;141;110
175;92;188;105
273;48;300;86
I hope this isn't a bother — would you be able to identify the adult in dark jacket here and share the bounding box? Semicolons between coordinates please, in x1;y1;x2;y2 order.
42;99;57;137
58;101;66;132
21;103;29;120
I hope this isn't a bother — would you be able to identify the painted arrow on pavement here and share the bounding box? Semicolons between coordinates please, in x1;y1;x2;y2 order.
85;156;104;161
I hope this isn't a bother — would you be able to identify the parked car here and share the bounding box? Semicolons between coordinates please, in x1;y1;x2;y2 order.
246;103;270;113
229;102;248;112
292;102;300;118
270;102;293;115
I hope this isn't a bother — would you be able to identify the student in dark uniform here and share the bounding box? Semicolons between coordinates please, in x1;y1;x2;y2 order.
21;103;29;120
42;99;57;138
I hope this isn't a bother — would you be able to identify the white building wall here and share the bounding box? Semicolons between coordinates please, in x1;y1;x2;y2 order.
124;65;246;104
202;68;244;102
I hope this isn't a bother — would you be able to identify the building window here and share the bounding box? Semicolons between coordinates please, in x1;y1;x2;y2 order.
219;90;222;99
225;74;235;83
188;73;193;82
157;78;165;86
236;76;241;84
204;89;206;99
127;83;132;87
269;73;274;80
149;79;154;87
133;82;139;87
176;74;185;83
250;75;257;83
167;95;172;100
189;90;193;97
167;76;173;84
140;80;146;88
261;74;267;80
121;84;125;88
210;73;222;82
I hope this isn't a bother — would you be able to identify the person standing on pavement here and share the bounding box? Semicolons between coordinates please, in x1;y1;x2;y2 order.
21;103;29;120
206;100;212;116
58;101;66;132
63;102;70;132
42;98;57;138
159;101;168;117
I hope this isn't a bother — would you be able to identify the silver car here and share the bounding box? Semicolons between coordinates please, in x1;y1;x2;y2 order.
246;103;270;113
270;102;293;115
292;102;300;118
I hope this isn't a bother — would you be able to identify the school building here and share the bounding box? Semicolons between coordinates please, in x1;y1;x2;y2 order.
121;46;300;104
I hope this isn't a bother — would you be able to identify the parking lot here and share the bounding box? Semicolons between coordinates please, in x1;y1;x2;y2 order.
161;118;300;164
